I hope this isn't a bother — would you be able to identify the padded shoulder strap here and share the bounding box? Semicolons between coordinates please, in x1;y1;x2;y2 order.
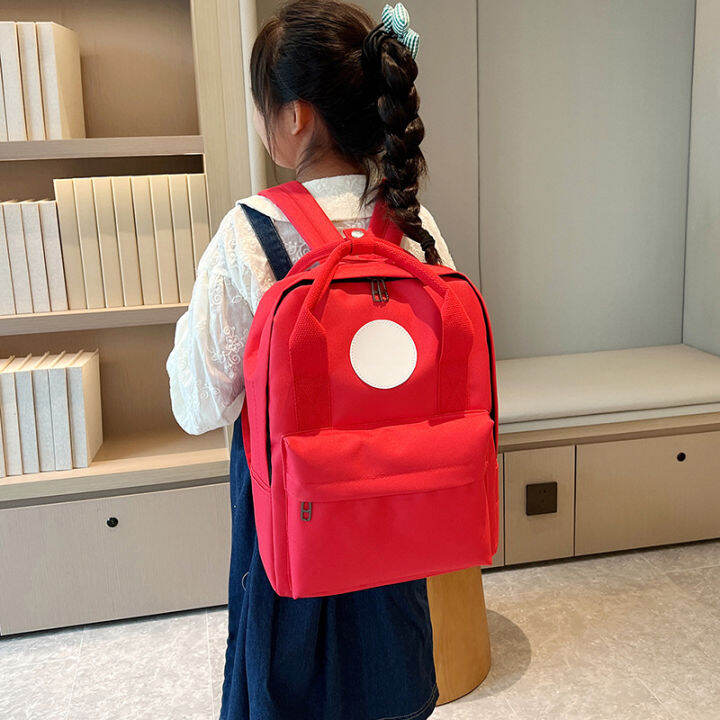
368;199;403;245
259;181;342;250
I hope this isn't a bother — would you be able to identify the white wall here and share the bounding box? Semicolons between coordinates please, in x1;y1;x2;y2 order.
477;0;695;359
684;0;720;356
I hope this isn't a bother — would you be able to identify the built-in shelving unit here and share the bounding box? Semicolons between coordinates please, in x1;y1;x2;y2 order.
0;135;204;162
0;303;189;336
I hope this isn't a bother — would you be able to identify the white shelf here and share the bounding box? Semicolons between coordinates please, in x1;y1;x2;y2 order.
0;303;188;335
0;427;230;504
0;136;204;162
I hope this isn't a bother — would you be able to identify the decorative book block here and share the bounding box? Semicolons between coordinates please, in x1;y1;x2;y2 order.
20;201;51;313
2;202;32;314
17;22;45;141
0;22;27;141
0;350;103;474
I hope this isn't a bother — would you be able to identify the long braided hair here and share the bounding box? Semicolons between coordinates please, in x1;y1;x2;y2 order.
250;0;441;264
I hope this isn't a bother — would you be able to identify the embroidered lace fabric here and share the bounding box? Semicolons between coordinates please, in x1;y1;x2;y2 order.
165;174;455;436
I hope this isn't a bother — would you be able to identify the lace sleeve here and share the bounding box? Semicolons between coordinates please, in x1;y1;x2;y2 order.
165;212;254;436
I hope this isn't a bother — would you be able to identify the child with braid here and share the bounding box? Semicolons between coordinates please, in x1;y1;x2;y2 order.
166;2;455;718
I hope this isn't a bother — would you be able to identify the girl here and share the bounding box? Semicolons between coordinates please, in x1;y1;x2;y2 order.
166;2;456;718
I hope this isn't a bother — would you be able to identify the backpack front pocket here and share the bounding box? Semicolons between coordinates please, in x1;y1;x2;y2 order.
281;410;496;597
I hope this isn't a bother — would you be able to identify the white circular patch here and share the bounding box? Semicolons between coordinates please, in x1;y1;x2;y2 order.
350;320;417;389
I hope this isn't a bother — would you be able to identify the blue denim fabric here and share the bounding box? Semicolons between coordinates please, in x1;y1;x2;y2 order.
218;418;439;720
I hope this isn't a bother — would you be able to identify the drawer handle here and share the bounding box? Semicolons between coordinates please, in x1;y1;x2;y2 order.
106;517;119;528
676;452;686;462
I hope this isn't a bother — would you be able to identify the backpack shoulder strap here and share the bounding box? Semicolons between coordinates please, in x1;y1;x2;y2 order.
240;204;293;281
259;181;342;250
368;198;403;245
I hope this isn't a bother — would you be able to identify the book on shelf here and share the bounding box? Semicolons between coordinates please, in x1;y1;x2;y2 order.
15;351;48;475
32;352;65;472
20;201;51;313
48;351;74;471
53;178;86;310
2;201;33;314
0;22;27;141
17;21;45;141
168;174;195;303
110;177;143;307
37;200;69;311
149;175;180;304
0;355;30;476
67;349;102;469
187;173;211;269
0;357;10;477
0;51;7;141
131;176;161;305
0;205;15;315
36;22;85;140
73;178;105;309
92;177;124;308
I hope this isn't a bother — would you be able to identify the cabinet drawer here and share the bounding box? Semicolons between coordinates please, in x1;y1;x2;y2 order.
0;482;230;635
504;446;574;565
576;431;720;555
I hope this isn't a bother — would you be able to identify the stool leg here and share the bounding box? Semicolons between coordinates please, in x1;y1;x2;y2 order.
427;566;492;705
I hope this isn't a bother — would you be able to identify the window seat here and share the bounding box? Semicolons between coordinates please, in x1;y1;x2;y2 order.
497;344;720;433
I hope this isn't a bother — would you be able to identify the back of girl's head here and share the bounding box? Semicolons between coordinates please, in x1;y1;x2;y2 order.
250;0;441;264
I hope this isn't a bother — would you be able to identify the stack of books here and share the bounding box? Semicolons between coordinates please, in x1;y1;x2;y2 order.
0;349;102;476
0;200;68;315
0;21;85;141
54;173;211;310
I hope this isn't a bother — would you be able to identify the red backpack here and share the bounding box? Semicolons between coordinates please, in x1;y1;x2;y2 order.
241;181;499;598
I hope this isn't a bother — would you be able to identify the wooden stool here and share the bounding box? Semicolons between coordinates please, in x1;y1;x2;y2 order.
427;566;491;705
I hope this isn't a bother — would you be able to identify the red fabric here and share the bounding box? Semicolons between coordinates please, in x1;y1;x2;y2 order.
242;184;499;598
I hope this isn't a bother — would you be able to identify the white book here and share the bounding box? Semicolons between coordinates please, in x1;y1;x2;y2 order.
187;174;211;268
48;351;73;471
91;177;123;308
15;352;48;474
53;178;86;309
67;349;102;468
0;354;29;476
0;51;8;141
0;356;10;477
38;200;69;311
149;175;179;304
20;201;51;313
111;176;143;307
0;22;27;141
169;174;195;302
17;22;45;141
73;178;105;308
130;176;161;305
2;202;33;314
32;352;64;471
0;205;15;315
36;22;85;140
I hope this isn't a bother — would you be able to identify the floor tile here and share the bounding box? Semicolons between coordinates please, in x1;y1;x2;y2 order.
0;625;83;673
66;611;213;720
0;659;76;720
637;539;720;574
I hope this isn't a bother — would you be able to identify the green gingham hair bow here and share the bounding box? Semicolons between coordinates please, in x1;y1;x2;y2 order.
381;3;420;59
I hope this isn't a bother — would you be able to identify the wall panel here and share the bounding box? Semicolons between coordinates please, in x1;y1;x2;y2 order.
478;0;695;359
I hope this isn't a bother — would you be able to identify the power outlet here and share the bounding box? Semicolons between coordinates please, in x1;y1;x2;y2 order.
525;482;558;516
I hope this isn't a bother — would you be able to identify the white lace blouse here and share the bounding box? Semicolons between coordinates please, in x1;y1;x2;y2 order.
165;174;455;436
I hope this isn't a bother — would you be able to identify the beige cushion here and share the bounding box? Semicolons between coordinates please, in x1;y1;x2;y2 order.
497;344;720;425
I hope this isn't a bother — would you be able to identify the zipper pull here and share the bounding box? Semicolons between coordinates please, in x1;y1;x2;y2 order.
300;501;312;521
370;278;389;305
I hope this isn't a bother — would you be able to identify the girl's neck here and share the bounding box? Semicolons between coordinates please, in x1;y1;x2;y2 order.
295;156;362;184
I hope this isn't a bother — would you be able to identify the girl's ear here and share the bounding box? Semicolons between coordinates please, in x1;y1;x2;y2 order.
290;100;315;137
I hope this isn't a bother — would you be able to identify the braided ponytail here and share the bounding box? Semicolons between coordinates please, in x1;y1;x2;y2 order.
362;25;441;264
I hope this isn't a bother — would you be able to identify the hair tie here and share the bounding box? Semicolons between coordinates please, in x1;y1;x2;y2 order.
381;3;420;59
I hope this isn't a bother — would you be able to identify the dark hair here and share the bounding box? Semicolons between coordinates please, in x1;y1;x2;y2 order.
250;0;441;264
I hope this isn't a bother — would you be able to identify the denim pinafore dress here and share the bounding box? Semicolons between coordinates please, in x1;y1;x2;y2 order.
218;206;438;720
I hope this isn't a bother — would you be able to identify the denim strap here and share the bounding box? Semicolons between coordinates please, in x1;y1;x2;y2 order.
240;204;293;281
